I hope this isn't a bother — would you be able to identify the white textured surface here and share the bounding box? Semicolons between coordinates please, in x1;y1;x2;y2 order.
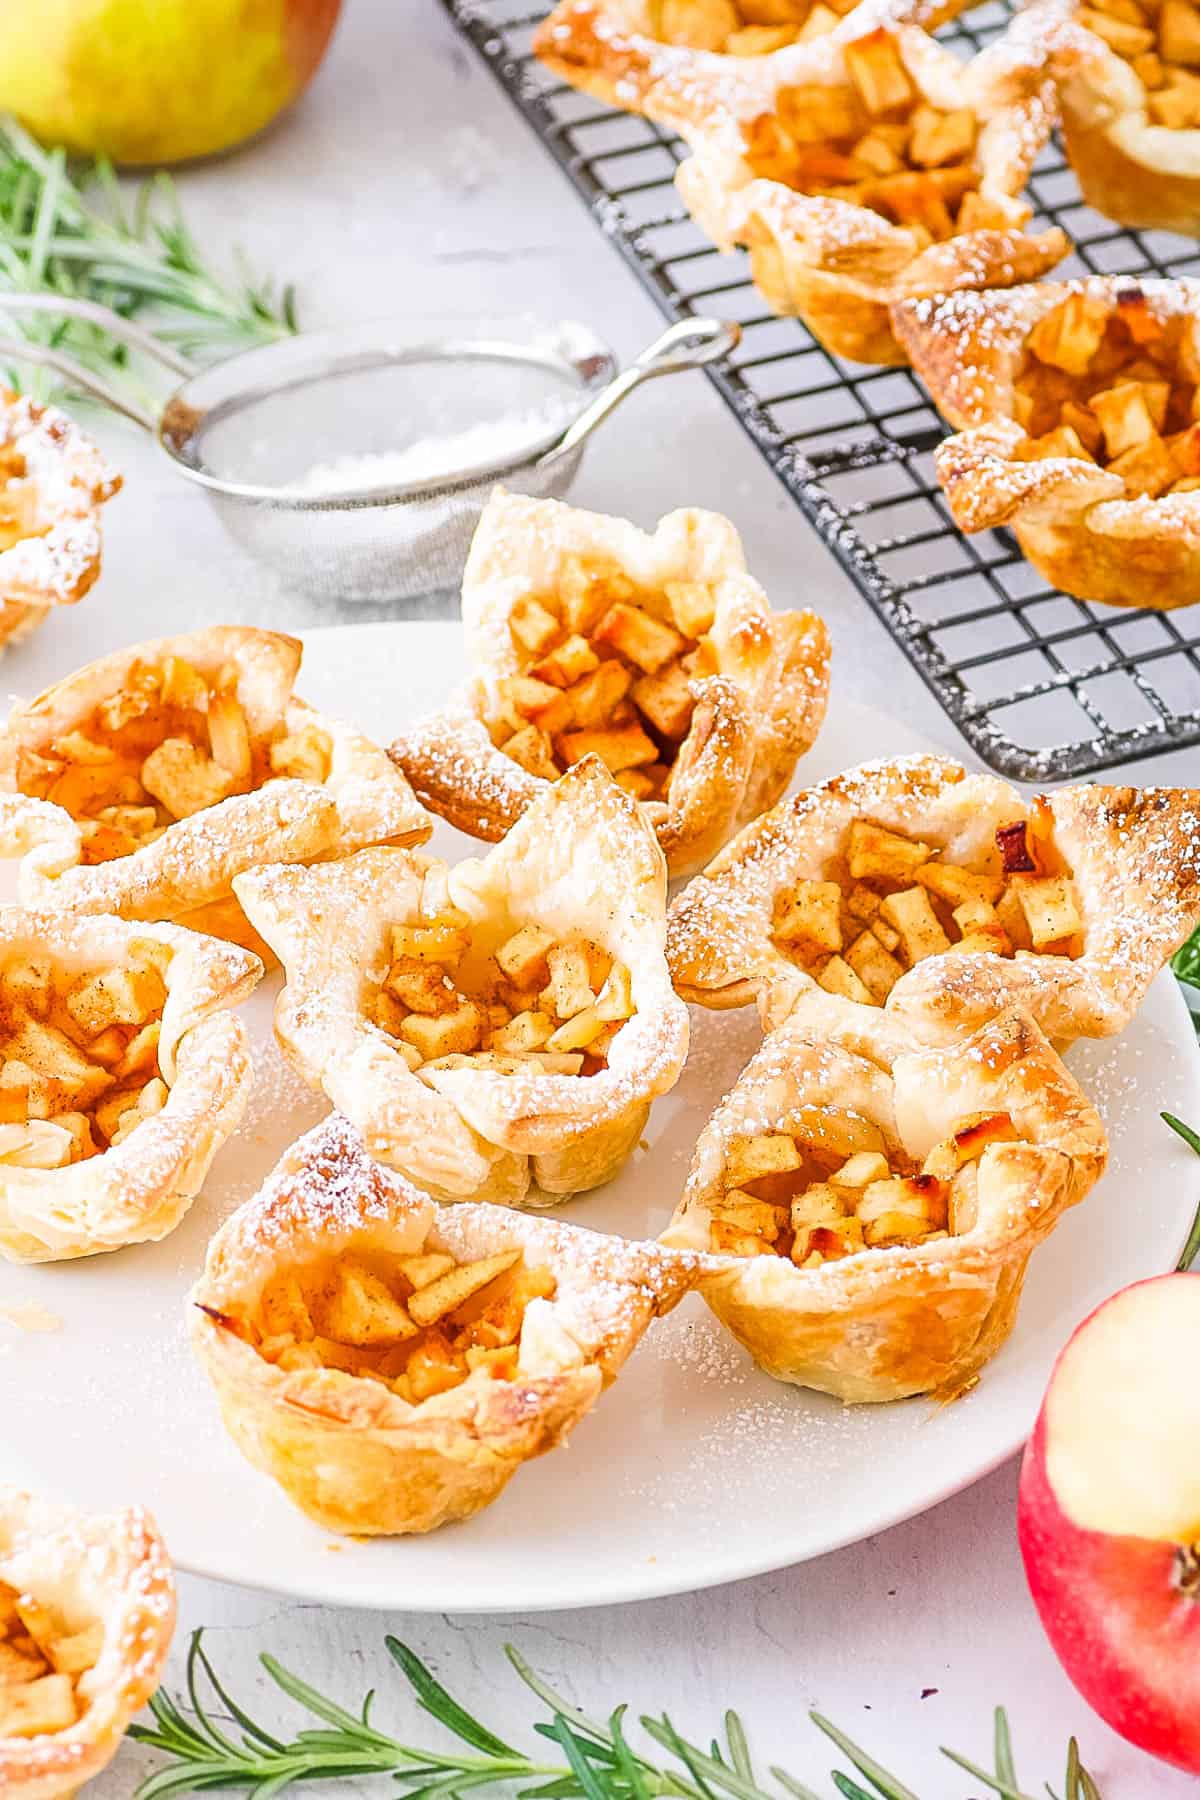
0;0;1193;1790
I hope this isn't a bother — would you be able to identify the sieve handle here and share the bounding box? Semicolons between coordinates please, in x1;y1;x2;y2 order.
0;294;195;377
537;316;740;469
0;336;157;431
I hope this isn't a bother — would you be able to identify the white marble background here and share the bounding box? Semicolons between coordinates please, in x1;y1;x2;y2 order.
2;0;1191;1791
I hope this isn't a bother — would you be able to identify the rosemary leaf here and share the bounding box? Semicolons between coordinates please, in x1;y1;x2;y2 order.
994;1708;1017;1791
831;1775;877;1800
1172;924;1200;992
387;1639;519;1758
808;1714;918;1800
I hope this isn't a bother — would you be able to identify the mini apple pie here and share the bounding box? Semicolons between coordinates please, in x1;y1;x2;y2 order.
661;989;1107;1400
667;753;1200;1042
191;1113;698;1535
0;908;260;1262
1047;0;1200;236
390;490;829;879
534;0;858;114
0;391;120;661
0;626;430;954
643;6;1067;364
0;1485;174;1800
234;760;689;1207
892;277;1200;607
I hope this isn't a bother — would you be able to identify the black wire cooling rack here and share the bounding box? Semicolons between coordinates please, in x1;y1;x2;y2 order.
441;0;1200;780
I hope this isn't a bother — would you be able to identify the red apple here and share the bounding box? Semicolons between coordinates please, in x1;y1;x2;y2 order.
1018;1271;1200;1774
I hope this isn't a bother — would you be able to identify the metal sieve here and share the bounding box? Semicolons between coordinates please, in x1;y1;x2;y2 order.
0;300;739;606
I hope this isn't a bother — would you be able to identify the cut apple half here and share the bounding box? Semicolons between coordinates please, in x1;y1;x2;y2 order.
1043;1276;1200;1544
1019;1130;1200;1787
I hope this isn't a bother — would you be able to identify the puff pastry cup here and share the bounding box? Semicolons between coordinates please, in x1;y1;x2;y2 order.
0;625;430;955
0;1485;174;1800
667;753;1200;1043
642;1;1067;365
390;490;829;879
190;1113;699;1536
891;276;1200;608
534;0;858;114
1045;0;1200;236
0;392;120;660
661;988;1108;1401
0;907;260;1263
234;759;690;1208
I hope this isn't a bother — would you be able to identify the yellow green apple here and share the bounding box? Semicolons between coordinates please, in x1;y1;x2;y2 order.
0;0;343;166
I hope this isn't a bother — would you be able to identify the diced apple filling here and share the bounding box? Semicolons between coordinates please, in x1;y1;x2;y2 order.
739;28;998;246
13;655;335;863
241;1246;560;1402
709;1109;1018;1263
490;558;723;803
599;0;854;59
0;1575;104;1739
0;945;171;1164
769;813;1083;1003
1011;287;1200;499
1069;0;1200;127
363;882;636;1079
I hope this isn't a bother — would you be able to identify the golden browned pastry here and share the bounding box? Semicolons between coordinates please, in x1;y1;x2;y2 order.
667;753;1200;1042
0;907;260;1262
190;1113;699;1536
234;759;689;1207
0;1485;174;1800
534;0;854;113
642;0;1067;364
1046;0;1200;236
390;489;829;878
0;626;430;955
0;392;120;660
892;276;1200;608
661;988;1107;1400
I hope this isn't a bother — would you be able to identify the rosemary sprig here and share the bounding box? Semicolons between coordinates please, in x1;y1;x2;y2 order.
1162;1110;1200;1273
1173;924;1200;1005
0;116;297;407
128;1632;1103;1800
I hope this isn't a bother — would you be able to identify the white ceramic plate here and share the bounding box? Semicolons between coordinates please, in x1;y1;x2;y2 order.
1;622;1197;1613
